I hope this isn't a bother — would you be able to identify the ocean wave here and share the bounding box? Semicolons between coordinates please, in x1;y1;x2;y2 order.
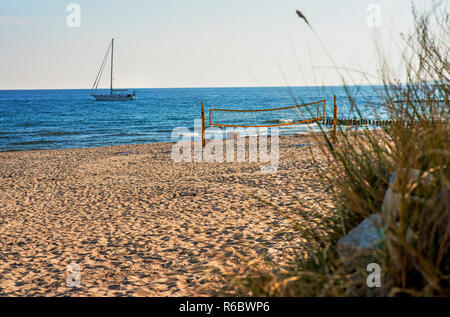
279;122;317;129
263;119;294;124
11;140;52;146
111;132;155;137
173;132;199;138
155;129;173;133
37;131;82;136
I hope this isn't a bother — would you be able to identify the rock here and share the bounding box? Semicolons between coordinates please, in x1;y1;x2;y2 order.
382;168;434;222
337;214;384;260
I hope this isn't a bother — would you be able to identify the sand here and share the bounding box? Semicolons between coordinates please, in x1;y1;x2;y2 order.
0;134;335;296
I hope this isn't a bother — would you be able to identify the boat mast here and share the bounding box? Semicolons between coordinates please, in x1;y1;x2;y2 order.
110;38;114;95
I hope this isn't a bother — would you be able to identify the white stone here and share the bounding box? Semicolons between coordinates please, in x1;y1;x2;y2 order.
337;214;384;259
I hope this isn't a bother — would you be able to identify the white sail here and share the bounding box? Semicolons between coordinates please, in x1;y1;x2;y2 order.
91;38;136;101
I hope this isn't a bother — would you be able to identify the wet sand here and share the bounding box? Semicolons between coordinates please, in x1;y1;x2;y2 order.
0;134;335;296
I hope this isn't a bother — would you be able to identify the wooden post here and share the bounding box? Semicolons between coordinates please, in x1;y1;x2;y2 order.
201;101;206;148
333;95;337;144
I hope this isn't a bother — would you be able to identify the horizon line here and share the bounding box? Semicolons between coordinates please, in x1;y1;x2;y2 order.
0;83;386;91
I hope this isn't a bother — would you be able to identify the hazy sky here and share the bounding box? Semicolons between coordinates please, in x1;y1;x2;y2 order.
0;0;434;89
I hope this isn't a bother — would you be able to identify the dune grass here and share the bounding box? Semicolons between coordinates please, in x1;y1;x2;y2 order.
226;3;449;297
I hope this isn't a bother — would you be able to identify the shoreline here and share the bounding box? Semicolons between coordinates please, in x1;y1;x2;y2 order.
0;131;329;154
1;125;386;154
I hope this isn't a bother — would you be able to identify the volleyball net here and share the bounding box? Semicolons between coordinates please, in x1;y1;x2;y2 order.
207;100;326;128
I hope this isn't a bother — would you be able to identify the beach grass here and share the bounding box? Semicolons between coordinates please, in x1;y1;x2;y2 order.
227;4;449;297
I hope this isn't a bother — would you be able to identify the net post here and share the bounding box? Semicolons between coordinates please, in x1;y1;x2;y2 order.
201;101;206;148
333;95;337;144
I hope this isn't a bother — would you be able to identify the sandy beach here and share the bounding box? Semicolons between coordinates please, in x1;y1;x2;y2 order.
0;134;335;296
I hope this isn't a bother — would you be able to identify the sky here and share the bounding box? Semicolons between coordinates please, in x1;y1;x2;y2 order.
0;0;436;89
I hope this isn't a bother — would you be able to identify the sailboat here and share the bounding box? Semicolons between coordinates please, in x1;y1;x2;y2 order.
91;38;136;101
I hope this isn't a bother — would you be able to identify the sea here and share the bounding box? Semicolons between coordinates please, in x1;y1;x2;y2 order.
0;86;389;152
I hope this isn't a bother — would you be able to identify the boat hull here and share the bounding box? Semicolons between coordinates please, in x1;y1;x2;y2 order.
92;94;135;101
